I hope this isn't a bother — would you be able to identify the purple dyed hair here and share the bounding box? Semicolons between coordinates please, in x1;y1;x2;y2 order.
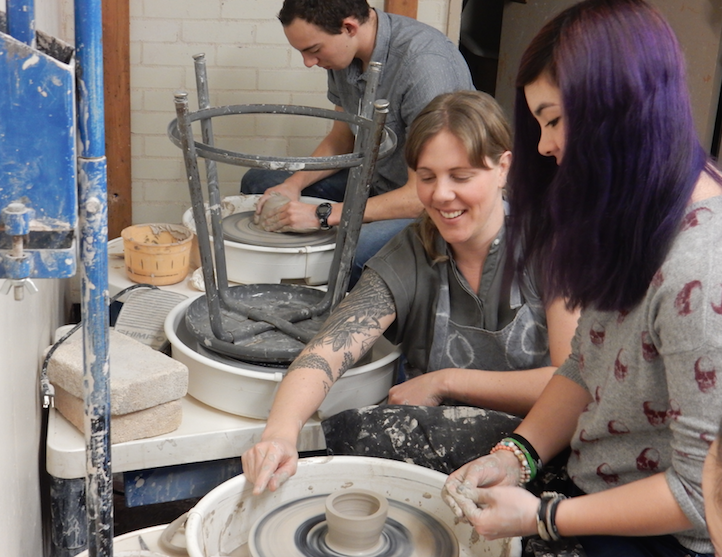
507;0;710;311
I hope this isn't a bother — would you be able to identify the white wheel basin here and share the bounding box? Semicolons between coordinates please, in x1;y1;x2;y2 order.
182;195;335;285
184;455;520;557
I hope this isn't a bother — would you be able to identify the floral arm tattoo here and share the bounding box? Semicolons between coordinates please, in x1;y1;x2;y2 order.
288;353;333;383
290;269;395;385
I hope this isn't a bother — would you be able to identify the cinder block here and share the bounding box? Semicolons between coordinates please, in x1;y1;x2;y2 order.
130;19;180;43
132;201;189;226
54;385;183;444
182;20;254;44
46;329;188;415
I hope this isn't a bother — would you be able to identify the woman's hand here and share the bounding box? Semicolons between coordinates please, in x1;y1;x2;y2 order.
442;450;539;539
241;438;299;495
387;370;447;406
450;484;540;540
442;451;523;517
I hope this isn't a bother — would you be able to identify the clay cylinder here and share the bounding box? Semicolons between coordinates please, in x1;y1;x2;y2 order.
325;489;389;555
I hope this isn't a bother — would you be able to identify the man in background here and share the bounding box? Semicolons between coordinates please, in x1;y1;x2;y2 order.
242;0;473;287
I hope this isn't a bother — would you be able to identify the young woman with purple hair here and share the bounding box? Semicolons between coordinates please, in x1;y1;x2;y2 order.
441;1;722;556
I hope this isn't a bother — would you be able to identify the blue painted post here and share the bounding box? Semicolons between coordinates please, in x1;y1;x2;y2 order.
6;0;35;47
74;0;112;555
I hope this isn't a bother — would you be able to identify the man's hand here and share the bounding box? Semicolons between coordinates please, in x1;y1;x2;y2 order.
241;438;299;495
256;199;321;233
255;182;302;214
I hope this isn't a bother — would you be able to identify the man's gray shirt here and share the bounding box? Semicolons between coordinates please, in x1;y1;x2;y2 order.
327;9;474;195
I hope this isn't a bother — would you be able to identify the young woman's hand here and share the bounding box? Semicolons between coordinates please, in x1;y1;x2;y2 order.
442;450;539;539
449;484;540;540
241;438;298;495
442;450;522;517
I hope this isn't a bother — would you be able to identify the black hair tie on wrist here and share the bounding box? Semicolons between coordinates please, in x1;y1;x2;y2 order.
508;433;544;472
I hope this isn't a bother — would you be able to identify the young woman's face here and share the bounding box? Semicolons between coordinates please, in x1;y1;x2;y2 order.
524;74;566;164
415;130;509;254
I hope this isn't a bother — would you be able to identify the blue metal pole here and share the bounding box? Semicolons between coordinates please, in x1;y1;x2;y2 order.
6;0;35;47
75;0;106;157
74;0;112;554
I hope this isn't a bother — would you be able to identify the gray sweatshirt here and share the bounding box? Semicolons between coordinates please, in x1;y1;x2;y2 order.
557;196;722;554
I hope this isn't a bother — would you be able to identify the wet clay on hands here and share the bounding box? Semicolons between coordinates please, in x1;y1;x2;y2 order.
254;192;317;233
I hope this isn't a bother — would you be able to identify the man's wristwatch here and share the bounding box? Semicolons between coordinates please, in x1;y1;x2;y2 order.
315;202;332;230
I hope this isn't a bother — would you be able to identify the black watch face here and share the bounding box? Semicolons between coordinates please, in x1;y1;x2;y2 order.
316;203;331;218
316;203;332;229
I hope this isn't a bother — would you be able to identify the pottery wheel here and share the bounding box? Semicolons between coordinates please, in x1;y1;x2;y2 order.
222;211;336;248
249;494;458;557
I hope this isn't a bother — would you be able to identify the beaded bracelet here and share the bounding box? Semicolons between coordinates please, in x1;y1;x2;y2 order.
490;440;531;485
536;491;567;542
506;433;543;479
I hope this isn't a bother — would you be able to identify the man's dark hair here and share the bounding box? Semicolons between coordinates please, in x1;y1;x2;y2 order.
278;0;371;34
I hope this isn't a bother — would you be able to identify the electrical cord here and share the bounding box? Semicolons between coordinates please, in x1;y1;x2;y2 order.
40;283;160;408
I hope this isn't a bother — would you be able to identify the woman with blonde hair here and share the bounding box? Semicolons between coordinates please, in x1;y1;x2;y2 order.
242;90;578;493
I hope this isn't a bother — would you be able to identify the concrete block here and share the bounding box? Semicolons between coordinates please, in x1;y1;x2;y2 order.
46;329;188;415
54;385;183;444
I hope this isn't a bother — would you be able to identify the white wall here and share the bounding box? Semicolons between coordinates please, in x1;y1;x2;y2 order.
0;3;69;554
125;0;452;228
0;283;65;556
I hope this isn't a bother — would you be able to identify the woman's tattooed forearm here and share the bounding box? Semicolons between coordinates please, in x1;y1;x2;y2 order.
339;351;355;377
289;353;333;384
306;269;395;354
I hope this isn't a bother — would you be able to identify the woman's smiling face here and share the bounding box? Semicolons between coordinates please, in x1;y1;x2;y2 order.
524;73;566;164
415;130;510;254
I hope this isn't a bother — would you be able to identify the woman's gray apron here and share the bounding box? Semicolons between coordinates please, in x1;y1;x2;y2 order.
424;259;550;375
323;232;552;477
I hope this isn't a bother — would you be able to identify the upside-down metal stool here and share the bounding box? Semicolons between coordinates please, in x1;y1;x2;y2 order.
167;55;395;365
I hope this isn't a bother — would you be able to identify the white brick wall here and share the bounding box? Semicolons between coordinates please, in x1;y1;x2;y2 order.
128;0;453;226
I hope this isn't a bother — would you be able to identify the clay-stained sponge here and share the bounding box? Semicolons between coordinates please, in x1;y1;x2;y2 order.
46;328;189;415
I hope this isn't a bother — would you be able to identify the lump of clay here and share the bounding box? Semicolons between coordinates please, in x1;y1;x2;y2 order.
253;192;316;233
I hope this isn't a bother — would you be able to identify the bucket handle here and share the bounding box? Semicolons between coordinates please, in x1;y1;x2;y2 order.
158;512;190;556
